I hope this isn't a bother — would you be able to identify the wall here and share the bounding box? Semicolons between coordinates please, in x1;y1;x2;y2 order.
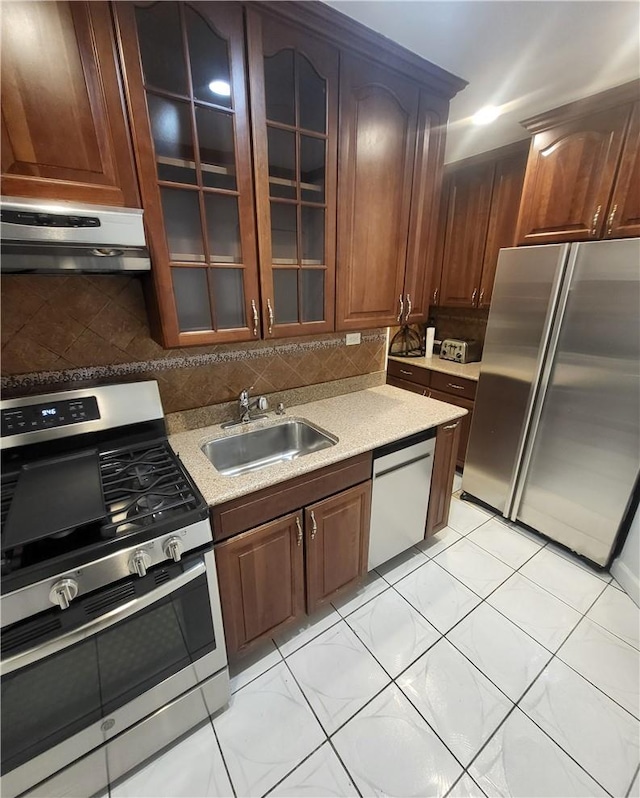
430;306;489;349
1;275;386;413
611;503;640;606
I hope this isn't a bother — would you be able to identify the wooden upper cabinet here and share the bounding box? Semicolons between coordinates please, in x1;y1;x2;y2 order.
246;10;338;338
439;161;495;307
606;102;640;239
305;482;371;614
115;1;260;347
1;1;138;206
515;82;640;246
336;54;420;330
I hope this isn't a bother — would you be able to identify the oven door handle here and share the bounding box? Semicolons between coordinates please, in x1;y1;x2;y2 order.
1;558;206;676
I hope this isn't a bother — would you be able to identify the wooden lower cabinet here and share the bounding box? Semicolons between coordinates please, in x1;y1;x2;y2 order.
215;481;372;657
305;482;371;613
215;512;305;656
425;419;461;537
429;388;474;469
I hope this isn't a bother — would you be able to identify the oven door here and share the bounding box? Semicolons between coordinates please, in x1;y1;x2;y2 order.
0;548;227;792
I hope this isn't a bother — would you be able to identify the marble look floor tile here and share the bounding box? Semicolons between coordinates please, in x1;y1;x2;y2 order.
519;547;607;613
397;638;512;766
546;542;612;583
332;683;462;798
434;538;513;598
274;604;342;659
375;546;428;585
453;472;463;493
586;583;640;650
467;517;542;569
447;603;551;702
229;638;282;694
558;617;640;718
416;526;462;558
346;588;440;677
213;662;325;797
520;658;640;796
487;572;581;652
111;722;233;798
395;560;481;634
330;572;389;618
447;773;487;797
286;621;390;734
470;709;607;797
267;743;358;797
447;497;494;535
629;768;640;797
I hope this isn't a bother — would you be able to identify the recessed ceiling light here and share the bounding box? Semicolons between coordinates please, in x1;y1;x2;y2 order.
208;80;231;97
472;105;501;125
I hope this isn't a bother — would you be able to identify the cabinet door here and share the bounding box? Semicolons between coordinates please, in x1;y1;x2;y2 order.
247;10;338;338
305;482;371;613
215;512;305;656
515;104;632;245
425;418;461;537
428;388;474;469
336;54;420;330
606;102;640;239
115;2;260;347
439;162;495;307
403;94;448;323
478;150;528;308
1;2;138;206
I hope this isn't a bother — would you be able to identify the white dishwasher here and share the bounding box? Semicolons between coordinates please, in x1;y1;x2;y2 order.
368;430;436;570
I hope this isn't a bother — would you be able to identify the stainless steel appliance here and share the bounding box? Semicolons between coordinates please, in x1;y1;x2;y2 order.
368;430;436;570
0;381;228;798
439;338;482;364
463;238;640;567
0;196;150;273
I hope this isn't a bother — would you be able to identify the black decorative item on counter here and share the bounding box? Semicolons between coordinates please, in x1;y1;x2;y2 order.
388;325;424;358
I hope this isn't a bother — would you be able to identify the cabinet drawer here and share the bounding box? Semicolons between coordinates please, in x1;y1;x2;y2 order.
387;360;431;387
387;376;430;396
430;370;477;400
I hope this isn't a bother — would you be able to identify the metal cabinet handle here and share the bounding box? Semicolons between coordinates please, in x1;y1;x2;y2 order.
471;288;478;305
432;288;439;305
443;422;459;430
251;299;259;337
295;516;303;547
421;389;428;396
400;369;413;376
266;298;274;335
404;293;412;322
591;204;602;237
397;295;404;323
607;204;618;236
310;510;317;540
479;289;485;305
447;383;465;391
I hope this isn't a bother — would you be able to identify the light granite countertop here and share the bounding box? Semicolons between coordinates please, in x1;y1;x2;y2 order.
389;355;482;382
169;384;467;507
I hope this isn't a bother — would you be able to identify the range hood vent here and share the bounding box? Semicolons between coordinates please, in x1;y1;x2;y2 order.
0;197;151;274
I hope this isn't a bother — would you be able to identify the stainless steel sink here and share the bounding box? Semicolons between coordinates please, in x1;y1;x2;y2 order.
201;419;338;477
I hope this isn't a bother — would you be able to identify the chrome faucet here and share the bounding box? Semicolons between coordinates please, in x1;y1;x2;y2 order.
236;386;269;425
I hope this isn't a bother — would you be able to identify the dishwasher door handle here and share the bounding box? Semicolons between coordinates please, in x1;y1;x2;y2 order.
375;453;431;479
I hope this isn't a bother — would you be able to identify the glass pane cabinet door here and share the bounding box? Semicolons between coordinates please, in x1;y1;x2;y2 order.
247;11;338;336
116;2;260;345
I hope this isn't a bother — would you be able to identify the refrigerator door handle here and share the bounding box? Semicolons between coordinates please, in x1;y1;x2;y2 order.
508;244;580;520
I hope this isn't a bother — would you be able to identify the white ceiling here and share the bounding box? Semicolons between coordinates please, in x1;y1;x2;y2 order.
325;0;640;162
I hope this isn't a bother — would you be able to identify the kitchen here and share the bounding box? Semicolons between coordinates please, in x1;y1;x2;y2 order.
1;1;639;797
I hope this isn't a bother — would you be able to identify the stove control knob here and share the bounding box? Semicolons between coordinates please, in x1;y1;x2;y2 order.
164;537;183;563
49;578;79;610
130;550;152;578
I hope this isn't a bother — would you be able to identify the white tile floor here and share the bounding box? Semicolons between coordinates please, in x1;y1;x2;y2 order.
110;479;640;798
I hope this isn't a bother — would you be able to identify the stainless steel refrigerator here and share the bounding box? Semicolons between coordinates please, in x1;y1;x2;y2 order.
463;238;640;567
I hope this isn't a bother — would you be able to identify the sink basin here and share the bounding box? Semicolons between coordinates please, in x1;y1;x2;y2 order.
201;419;338;477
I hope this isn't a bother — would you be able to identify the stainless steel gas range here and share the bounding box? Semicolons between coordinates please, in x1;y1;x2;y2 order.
0;381;229;798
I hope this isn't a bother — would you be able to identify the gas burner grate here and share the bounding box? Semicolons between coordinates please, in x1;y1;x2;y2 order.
100;443;200;536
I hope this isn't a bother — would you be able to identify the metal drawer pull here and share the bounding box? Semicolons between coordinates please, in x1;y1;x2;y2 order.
591;204;601;236
400;369;413;376
432;288;439;304
479;289;485;305
295;516;303;547
607;204;618;236
267;298;274;335
404;294;412;322
310;510;317;540
397;295;404;323
251;299;259;337
447;383;465;391
471;288;478;305
443;422;459;430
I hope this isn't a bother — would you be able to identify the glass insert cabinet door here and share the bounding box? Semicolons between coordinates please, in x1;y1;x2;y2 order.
247;10;339;337
116;2;260;346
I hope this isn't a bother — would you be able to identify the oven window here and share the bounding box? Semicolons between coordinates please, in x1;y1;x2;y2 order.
1;571;215;775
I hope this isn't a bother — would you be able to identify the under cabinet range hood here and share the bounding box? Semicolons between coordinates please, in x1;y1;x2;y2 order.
0;197;151;273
